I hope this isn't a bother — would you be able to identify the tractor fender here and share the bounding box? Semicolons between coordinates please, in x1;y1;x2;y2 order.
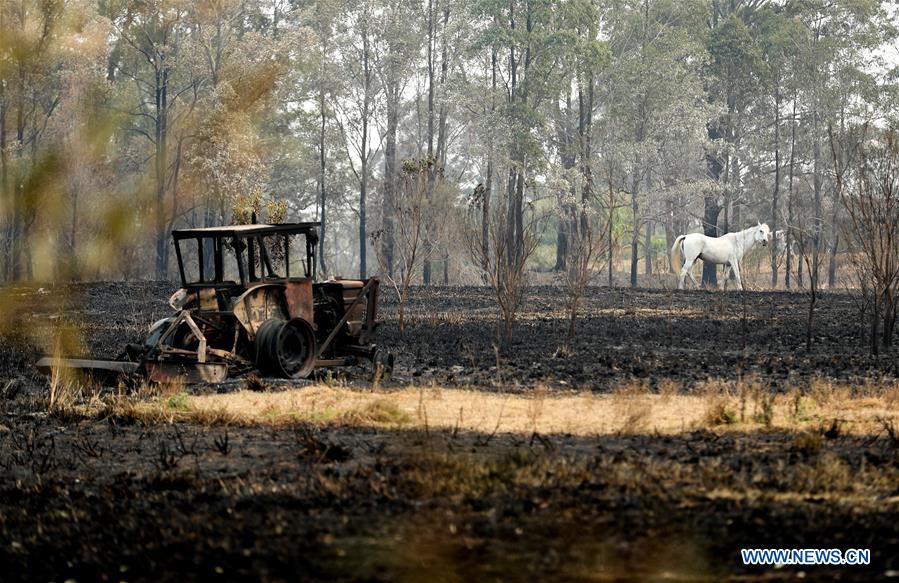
232;284;290;339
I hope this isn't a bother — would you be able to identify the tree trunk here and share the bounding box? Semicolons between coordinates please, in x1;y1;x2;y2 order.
607;174;615;287
382;83;398;278
554;225;568;271
359;20;371;279
812;109;822;288
155;63;169;279
664;200;675;253
702;124;724;288
436;3;450;169
786;91;797;289
827;232;838;288
483;161;491;276
701;194;721;287
771;80;781;287
505;165;518;258
360;158;368;279
629;171;639;289
806;277;816;351
436;3;451;287
555;90;576;273
482;37;496;278
826;109;846;290
318;85;328;275
0;78;8;280
882;288;895;349
422;0;436;285
871;292;880;356
514;165;525;262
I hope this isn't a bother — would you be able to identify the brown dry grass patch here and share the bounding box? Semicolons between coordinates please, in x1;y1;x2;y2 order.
46;375;899;436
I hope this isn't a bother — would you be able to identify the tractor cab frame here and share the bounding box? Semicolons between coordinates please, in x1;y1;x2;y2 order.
38;223;392;385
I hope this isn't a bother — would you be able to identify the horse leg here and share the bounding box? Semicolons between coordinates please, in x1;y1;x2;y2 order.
687;265;700;288
721;264;734;290
680;255;697;289
731;261;744;291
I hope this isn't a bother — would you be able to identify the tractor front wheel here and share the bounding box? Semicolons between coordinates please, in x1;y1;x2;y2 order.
255;318;317;379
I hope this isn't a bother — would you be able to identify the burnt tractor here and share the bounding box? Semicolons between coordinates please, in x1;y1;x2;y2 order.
38;223;393;384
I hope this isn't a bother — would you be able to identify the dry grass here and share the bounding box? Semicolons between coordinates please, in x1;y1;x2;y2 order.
338;399;411;425
611;380;654;433
45;374;899;436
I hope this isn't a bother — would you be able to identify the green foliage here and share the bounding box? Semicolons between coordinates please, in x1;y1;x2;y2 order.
167;393;191;411
0;0;897;285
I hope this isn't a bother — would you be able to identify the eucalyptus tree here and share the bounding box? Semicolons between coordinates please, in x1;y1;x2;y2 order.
605;0;708;288
373;0;421;278
108;0;200;278
334;0;383;278
782;0;890;289
703;2;764;287
550;0;610;326
753;4;803;287
296;0;346;275
453;2;507;278
550;0;609;273
183;0;299;231
418;0;468;284
0;0;113;280
0;0;70;279
471;0;572;268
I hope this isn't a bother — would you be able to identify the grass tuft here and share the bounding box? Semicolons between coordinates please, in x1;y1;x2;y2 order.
167;392;190;411
703;398;737;427
243;374;268;392
339;399;411;426
791;430;824;457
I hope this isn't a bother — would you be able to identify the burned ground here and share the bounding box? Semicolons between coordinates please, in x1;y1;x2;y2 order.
382;286;893;391
3;282;892;393
0;282;897;581
1;418;897;582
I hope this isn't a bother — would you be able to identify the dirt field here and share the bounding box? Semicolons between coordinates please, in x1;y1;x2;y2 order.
1;282;898;581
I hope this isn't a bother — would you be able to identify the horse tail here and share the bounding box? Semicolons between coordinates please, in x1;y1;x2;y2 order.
670;234;687;273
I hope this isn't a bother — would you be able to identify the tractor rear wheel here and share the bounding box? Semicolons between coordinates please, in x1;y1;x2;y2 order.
255;318;317;379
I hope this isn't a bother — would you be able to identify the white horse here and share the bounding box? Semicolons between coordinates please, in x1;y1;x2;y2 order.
670;222;772;290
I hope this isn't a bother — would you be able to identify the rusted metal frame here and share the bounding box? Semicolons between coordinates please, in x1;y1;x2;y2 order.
236;283;289;338
233;237;247;286
315;279;374;359
156;345;239;362
365;278;379;332
155;311;208;364
36;357;140;376
307;236;316;279
155;347;201;360
315;357;355;367
229;323;241;355
174;240;187;287
184;315;207;363
257;236;276;277
284;234;291;278
248;236;256;281
337;344;373;358
198;238;207;283
144;361;228;384
191;311;230;333
214;237;224;282
207;347;238;360
354;278;379;344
